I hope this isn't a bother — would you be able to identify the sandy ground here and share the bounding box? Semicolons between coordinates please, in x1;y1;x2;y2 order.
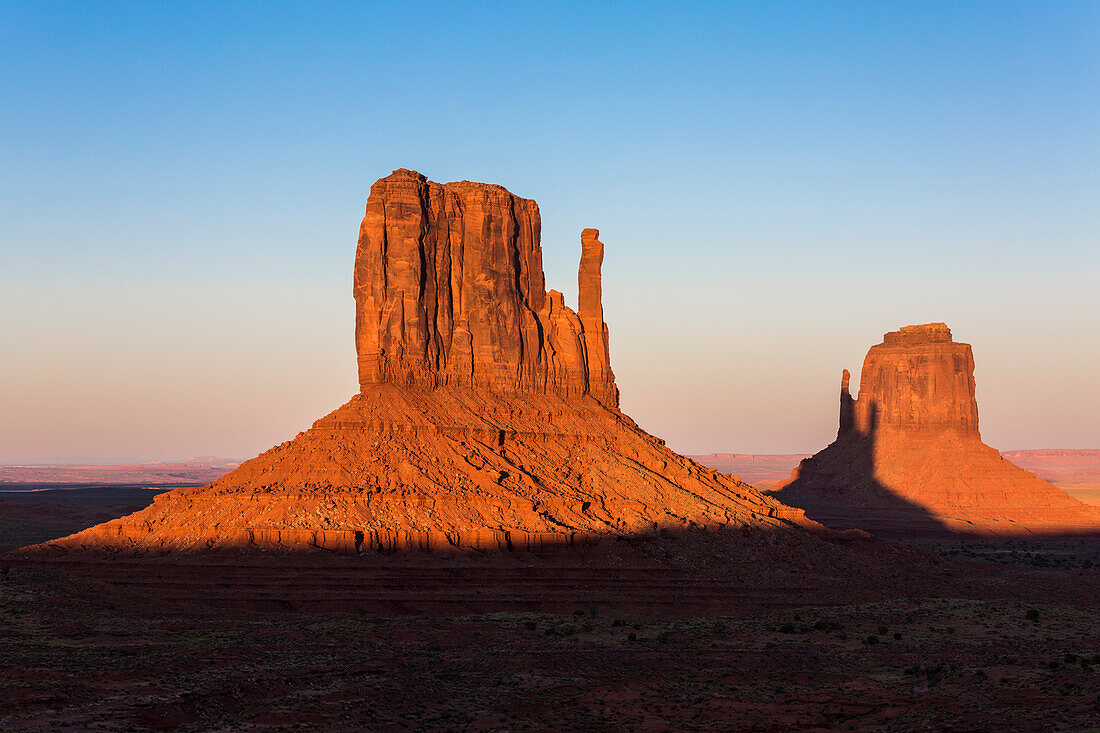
1054;481;1100;508
1;560;1098;731
2;487;1099;730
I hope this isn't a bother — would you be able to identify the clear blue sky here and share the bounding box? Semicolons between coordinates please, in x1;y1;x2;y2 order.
2;1;1098;462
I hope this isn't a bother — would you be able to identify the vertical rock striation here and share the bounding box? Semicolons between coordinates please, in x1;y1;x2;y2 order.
353;169;617;406
847;323;978;436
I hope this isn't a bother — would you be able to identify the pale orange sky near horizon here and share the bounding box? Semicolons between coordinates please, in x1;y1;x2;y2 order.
3;230;1098;464
3;3;1098;464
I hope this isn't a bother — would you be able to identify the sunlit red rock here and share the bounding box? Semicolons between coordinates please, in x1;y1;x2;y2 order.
772;323;1100;538
23;170;822;556
353;170;617;404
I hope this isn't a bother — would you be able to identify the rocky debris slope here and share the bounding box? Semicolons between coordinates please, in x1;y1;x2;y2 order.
772;324;1100;538
23;170;826;556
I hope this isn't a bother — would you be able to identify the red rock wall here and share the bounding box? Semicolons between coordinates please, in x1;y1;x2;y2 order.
353;169;617;406
851;323;979;436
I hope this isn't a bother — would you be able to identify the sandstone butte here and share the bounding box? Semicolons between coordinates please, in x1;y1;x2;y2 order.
771;323;1100;539
24;169;826;556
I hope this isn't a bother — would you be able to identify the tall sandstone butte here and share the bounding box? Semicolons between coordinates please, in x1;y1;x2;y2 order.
772;323;1100;538
353;171;617;405
26;170;819;556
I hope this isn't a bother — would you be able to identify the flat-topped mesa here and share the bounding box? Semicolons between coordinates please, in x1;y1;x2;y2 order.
848;322;979;436
883;322;954;345
773;322;1100;539
354;169;618;406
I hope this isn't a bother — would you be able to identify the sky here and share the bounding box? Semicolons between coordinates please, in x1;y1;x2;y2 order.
2;1;1098;463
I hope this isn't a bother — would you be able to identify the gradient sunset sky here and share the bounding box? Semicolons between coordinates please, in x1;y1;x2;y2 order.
2;1;1098;463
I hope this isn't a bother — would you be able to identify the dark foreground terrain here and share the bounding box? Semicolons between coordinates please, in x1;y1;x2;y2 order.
0;486;170;553
2;494;1099;731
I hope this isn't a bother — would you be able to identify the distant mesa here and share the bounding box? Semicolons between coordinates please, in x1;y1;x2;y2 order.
771;323;1100;538
0;460;238;486
21;169;828;556
686;454;811;488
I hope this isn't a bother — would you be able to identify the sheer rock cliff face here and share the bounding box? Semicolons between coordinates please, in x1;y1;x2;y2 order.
774;324;1100;539
846;323;978;437
354;169;617;406
22;170;821;557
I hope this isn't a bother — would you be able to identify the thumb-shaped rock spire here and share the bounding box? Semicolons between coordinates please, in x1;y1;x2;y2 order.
579;228;617;405
838;369;855;437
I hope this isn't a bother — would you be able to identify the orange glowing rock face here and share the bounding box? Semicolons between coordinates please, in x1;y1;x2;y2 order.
24;170;818;555
774;324;1100;538
353;169;617;405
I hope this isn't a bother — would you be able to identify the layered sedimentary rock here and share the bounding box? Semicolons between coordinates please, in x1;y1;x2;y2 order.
26;170;819;556
850;323;978;435
772;324;1100;538
354;170;616;405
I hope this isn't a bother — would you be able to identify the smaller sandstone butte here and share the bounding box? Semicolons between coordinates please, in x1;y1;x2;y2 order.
771;323;1100;539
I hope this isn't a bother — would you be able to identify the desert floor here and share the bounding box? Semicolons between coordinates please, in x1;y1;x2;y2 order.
2;487;1099;731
